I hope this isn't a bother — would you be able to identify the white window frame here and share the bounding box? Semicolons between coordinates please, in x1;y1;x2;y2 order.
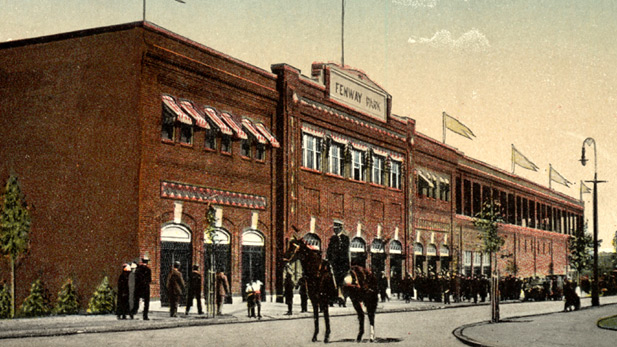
372;155;384;185
329;142;344;176
351;149;366;181
302;133;322;171
390;161;401;189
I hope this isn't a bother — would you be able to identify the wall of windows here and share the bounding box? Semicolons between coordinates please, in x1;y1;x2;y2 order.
416;168;450;201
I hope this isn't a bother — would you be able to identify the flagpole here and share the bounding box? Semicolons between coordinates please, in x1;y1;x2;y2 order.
341;0;345;66
442;112;446;144
580;180;583;202
511;144;515;174
143;0;146;22
549;164;552;189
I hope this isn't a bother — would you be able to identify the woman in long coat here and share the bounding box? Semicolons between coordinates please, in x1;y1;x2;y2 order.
117;263;132;319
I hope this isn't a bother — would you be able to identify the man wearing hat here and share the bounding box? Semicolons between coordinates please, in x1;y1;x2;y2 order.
166;261;185;318
133;255;152;320
185;264;203;315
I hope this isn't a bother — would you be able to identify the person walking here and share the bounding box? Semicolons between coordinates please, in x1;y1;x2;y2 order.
185;264;203;315
116;263;132;320
248;279;262;318
133;255;152;320
166;261;185;318
284;272;294;315
296;276;308;313
215;270;230;315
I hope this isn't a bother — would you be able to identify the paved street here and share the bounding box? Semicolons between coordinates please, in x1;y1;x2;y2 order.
0;296;615;346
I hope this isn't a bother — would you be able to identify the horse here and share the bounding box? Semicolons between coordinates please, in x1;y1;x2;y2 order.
283;237;379;343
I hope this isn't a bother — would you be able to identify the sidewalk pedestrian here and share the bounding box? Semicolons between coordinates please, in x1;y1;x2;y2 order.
284;272;294;315
133;255;151;320
297;276;308;313
128;262;137;317
166;261;185;318
215;270;229;315
246;279;262;318
186;264;203;315
117;263;133;320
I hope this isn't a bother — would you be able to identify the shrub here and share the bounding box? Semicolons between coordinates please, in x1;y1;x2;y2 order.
19;279;52;317
53;278;80;315
0;282;11;318
87;276;115;314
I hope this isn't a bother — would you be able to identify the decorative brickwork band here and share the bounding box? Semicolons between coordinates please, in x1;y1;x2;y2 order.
161;181;267;210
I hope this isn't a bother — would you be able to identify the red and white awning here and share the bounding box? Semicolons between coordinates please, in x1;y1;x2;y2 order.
242;119;268;144
220;112;248;140
255;123;280;148
301;126;325;138
179;100;210;129
329;134;349;145
389;153;405;162
203;107;233;136
162;95;192;125
372;148;388;157
351;142;369;152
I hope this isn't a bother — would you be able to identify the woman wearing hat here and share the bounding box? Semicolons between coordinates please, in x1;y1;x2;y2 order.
117;263;133;319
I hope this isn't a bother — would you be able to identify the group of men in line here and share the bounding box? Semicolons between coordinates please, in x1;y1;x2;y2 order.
116;255;152;320
116;257;230;319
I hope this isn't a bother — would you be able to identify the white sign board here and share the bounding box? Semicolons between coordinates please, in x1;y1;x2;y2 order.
329;67;388;122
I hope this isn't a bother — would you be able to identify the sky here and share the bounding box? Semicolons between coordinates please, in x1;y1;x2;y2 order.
1;0;616;251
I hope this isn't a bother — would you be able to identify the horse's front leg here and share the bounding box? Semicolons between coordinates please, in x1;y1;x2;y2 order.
367;293;378;342
351;299;364;342
312;300;320;342
322;301;331;343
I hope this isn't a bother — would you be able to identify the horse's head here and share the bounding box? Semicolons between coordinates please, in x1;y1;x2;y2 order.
282;236;308;264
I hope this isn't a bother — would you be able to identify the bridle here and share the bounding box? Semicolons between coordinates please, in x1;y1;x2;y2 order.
283;242;301;263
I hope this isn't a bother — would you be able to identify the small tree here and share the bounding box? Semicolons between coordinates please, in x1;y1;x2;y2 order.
87;276;115;314
473;201;505;323
53;278;80;315
0;175;31;318
19;279;52;317
0;282;11;319
568;224;593;288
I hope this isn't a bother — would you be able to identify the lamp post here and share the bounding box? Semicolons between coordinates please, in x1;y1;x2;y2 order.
579;137;606;307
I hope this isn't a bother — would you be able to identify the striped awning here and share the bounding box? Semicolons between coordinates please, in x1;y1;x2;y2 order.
389;153;405;162
242;119;267;144
329;134;349;145
179;100;210;129
372;148;388;157
220;112;248;140
301;126;324;138
162;95;192;125
203;107;233;136
255;123;280;148
351;142;369;152
417;169;435;188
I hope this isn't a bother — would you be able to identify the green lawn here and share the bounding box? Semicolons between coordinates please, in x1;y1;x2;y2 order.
598;315;617;330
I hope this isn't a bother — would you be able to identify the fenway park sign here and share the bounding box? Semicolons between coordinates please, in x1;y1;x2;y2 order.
328;66;388;122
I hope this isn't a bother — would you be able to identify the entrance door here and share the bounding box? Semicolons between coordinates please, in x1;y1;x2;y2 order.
241;230;265;300
160;224;192;306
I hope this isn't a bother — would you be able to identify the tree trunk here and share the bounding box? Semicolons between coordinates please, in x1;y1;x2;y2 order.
491;252;500;323
10;256;15;318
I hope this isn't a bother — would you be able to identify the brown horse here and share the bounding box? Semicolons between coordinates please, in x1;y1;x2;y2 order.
283;237;379;343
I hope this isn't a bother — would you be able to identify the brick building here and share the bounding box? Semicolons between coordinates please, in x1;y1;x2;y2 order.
0;22;583;306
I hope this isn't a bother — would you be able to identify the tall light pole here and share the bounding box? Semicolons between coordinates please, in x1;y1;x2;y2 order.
579;137;606;307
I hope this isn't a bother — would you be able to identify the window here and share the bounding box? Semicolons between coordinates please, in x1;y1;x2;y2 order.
205;131;217;150
463;180;472;216
472;182;481;215
241;139;251;158
372;155;384;185
351;149;366;181
179;122;193;145
390;161;401;189
161;117;175;141
329;142;344;176
302;133;322;171
221;136;231;154
255;144;265;161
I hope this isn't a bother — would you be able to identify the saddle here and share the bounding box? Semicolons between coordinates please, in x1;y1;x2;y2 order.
342;266;374;291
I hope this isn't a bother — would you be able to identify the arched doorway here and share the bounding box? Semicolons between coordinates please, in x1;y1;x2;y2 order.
160;223;192;306
350;237;367;267
370;239;386;274
241;230;265;300
204;229;231;300
389;240;403;297
440;245;450;274
427;244;438;274
414;243;424;274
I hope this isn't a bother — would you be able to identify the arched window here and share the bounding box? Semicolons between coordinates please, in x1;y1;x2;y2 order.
440;245;450;257
205;229;230;244
242;230;265;300
414;243;424;255
160;223;192;305
427;244;437;256
161;224;191;243
242;230;265;246
389;240;403;254
350;237;366;252
370;239;385;253
303;233;321;251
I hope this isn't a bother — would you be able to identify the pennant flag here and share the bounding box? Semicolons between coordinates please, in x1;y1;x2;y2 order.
580;180;592;201
512;144;539;173
549;164;572;188
443;112;475;142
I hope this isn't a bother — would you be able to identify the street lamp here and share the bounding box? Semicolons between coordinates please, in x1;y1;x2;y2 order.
579;137;606;307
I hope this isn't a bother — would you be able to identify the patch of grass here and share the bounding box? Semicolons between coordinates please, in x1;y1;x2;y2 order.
597;315;617;330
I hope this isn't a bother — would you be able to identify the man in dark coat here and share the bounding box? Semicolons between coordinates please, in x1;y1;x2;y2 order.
296;276;308;313
117;263;132;320
185;264;203;315
326;229;350;305
133;255;152;320
166;261;185;318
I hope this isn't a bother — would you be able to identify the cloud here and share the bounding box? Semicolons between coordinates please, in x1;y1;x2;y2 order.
409;29;490;53
392;0;437;8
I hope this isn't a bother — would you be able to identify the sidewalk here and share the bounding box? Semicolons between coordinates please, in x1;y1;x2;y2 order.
0;294;473;340
453;296;617;347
